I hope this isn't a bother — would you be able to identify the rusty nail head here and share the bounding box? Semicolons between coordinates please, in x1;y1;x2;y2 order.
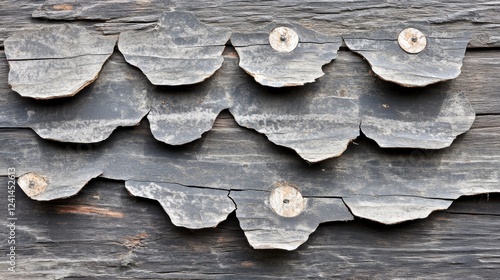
269;182;305;217
398;27;427;54
269;26;299;52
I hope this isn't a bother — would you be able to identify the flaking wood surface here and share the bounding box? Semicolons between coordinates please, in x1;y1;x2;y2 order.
1;113;500;248
4;25;116;99
344;25;470;87
231;22;342;87
118;11;231;86
1;178;499;279
1;0;500;274
19;0;500;49
0;48;481;156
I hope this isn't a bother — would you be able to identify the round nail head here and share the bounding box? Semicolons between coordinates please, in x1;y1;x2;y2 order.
398;28;427;54
269;26;299;52
269;183;305;217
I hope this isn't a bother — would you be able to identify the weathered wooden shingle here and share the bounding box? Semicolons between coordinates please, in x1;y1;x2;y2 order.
1;113;499;249
231;190;353;250
0;51;150;143
229;81;360;163
0;48;478;156
4;25;116;99
118;11;231;86
344;25;471;87
231;22;341;87
360;90;475;149
125;181;235;229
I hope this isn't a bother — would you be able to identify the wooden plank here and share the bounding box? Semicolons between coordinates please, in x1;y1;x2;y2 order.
343;25;470;87
28;0;500;49
4;24;117;99
1;178;499;278
231;22;341;87
118;11;231;86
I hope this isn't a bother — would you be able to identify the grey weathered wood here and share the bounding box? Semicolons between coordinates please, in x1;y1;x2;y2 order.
118;11;231;86
360;91;475;149
1;113;500;249
28;0;500;49
229;81;360;162
0;45;488;158
344;25;471;87
0;51;150;143
125;181;235;229
231;190;353;250
2;178;500;278
4;24;117;99
0;48;485;157
146;57;235;145
343;196;453;225
231;22;341;87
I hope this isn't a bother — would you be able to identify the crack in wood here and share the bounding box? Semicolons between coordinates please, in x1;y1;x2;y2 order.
344;25;471;87
1;113;499;249
4;25;117;99
118;11;231;86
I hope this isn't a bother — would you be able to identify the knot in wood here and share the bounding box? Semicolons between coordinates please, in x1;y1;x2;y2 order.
398;28;427;54
269;183;305;217
269;27;299;52
18;172;49;198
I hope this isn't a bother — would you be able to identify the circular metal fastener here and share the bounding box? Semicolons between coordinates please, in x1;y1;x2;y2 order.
269;27;299;52
269;183;305;217
18;172;48;198
398;28;427;54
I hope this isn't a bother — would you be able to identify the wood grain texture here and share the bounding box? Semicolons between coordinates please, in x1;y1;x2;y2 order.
4;24;117;99
1;178;499;278
1;113;500;249
360;91;475;149
231;22;341;87
231;190;353;250
343;25;471;87
118;11;231;86
146;56;236;145
125;181;235;229
0;51;150;143
343;196;453;224
229;80;360;162
28;0;500;48
2;48;486;157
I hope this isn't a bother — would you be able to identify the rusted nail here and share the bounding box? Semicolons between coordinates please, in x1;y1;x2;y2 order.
269;26;299;52
17;172;48;198
269;182;305;217
398;27;427;54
